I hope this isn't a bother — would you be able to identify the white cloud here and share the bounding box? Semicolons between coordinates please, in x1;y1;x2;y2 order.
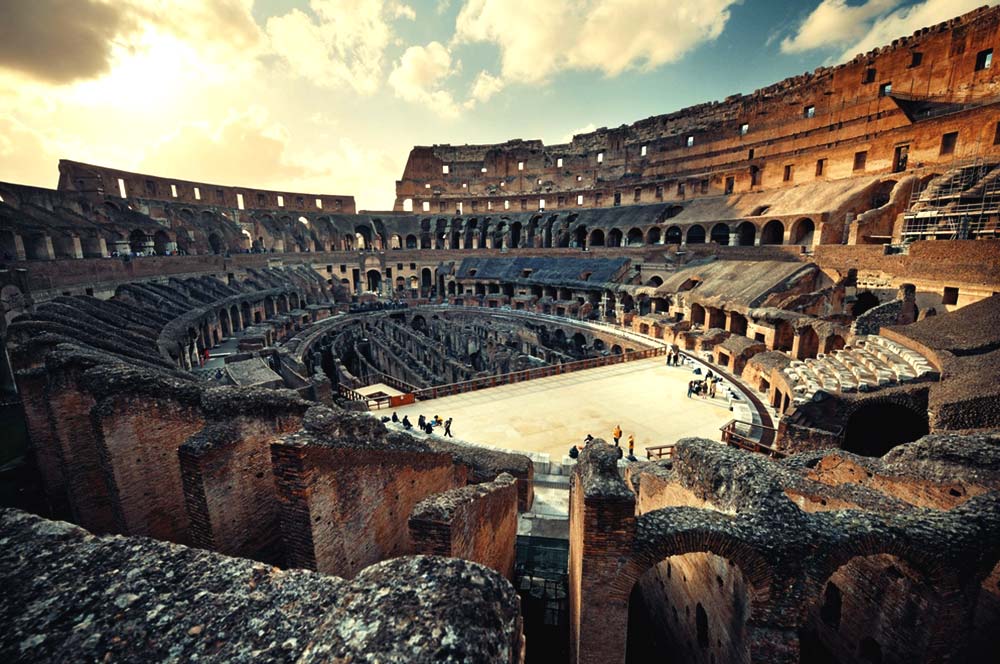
464;70;504;108
780;0;987;60
390;2;417;20
454;0;738;86
555;123;597;144
266;0;399;95
388;41;461;118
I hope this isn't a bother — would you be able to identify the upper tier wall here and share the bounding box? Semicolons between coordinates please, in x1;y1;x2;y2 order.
395;5;1000;211
58;159;356;214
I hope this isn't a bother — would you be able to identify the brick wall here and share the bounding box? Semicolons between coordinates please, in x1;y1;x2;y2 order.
272;437;464;577
409;473;518;579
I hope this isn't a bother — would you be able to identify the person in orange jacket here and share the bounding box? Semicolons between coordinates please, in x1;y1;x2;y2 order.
613;425;622;444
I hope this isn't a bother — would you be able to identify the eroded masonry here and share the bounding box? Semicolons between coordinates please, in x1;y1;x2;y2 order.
2;6;1000;664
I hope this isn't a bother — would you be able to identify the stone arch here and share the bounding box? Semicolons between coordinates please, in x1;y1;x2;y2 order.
208;232;224;255
690;303;706;326
421;267;433;290
510;221;523;248
710;223;730;245
824;334;846;353
686;225;706;244
365;269;381;293
607;228;623;247
665;226;683;244
389;234;402;249
796;325;820;360
129;229;149;255
760;220;784;245
735;221;756;246
405;233;418;249
646;275;663;287
574;225;588;248
790;217;815;246
230;304;241;332
152;230;172;255
626;227;644;246
646;226;662;244
589;228;606;247
843;401;929;457
852;291;880;317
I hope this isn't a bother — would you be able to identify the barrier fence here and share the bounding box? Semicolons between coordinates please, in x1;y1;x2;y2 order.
720;420;785;458
411;346;667;401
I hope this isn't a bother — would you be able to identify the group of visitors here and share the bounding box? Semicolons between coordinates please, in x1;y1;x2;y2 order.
392;411;453;437
568;426;638;462
687;369;720;399
664;348;682;366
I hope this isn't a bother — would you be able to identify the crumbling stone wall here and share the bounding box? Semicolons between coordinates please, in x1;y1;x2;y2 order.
409;473;518;579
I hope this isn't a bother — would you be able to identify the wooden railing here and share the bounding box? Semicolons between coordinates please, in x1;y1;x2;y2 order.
645;444;676;460
720;420;785;459
412;346;667;400
336;384;414;410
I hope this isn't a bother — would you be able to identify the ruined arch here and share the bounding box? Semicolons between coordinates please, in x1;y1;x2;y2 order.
208;232;224;255
589;228;606;247
790;217;815;246
626;227;644;246
686;225;706;244
760;220;785;245
510;221;523;248
646;226;662;244
710;223;730;245
389;234;401;249
796;325;820;360
608;228;623;247
365;269;381;293
129;229;149;255
690;303;706;326
735;221;756;246
405;234;418;249
152;230;171;255
574;225;588;248
665;226;683;244
843;402;929;457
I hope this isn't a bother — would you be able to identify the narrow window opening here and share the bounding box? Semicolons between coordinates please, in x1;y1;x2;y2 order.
862;67;876;84
910;51;923;67
481;166;487;173
518;161;524;171
315;198;323;209
557;157;563;167
943;287;959;305
194;187;201;200
597;152;604;163
236;193;245;210
740;123;749;135
640;145;647;157
878;81;892;97
442;164;450;174
724;176;735;194
422;201;431;212
893;144;909;172
170;184;178;197
504;199;510;210
539;198;545;210
853;151;868;171
577;194;584;206
783;164;793;182
804;105;815;118
117;178;127;198
633;187;641;202
403;198;413;212
686;136;694;147
940;131;958;155
816;159;826;176
976;48;993;71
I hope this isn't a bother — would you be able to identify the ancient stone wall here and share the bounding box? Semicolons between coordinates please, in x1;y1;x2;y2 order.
409;472;518;579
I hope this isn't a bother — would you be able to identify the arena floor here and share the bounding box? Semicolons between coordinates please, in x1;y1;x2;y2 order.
386;357;735;459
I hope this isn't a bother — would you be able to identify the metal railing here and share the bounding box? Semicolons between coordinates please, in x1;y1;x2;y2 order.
720;420;785;459
412;346;667;400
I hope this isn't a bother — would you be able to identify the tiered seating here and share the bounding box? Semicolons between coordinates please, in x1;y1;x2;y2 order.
782;335;937;405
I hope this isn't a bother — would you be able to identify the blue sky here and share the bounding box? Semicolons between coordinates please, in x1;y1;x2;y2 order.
0;0;991;208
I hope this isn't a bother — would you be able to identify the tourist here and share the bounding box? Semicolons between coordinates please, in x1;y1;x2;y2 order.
424;422;434;434
391;412;399;423
418;414;426;430
584;433;594;443
401;416;412;429
687;380;695;398
569;445;579;459
444;417;453;437
709;376;718;398
613;424;622;444
434;415;443;426
628;434;635;458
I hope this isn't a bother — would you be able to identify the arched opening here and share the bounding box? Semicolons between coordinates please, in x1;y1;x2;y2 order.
773;320;794;351
796;326;820;360
790;218;816;246
208;232;224;255
409;275;419;290
571;332;586;355
690;304;706;327
421;267;433;293
240;302;251;328
760;220;785;245
646;275;664;287
510;222;522;248
611;344;623;355
365;269;381;293
851;291;880;317
263;297;276;318
589;228;606;247
574;226;588;248
390;234;401;249
447;281;456;295
710;223;730;245
626;227;644;246
665;226;683;245
729;312;748;336
153;230;171;255
627;552;751;664
799;555;940;664
608;228;623;247
843;403;929;457
405;234;418;249
686;225;706;245
824;334;846;353
395;276;405;292
735;221;756;246
129;229;149;255
646;227;662;244
230;305;241;332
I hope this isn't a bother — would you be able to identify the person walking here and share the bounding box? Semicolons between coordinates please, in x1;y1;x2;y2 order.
444;417;453;437
613;425;622;444
627;434;635;458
